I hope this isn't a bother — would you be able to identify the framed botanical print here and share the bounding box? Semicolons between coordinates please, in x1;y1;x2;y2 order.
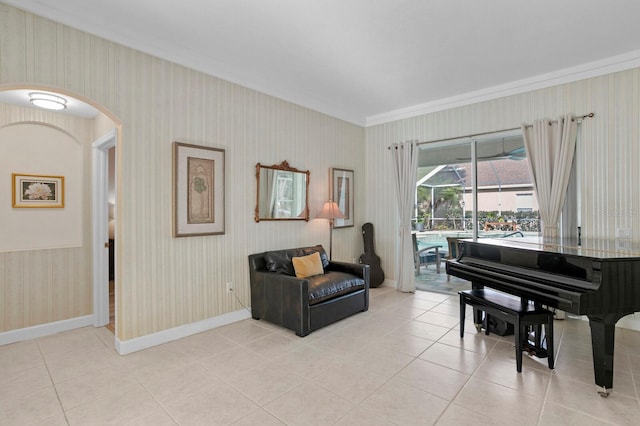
12;173;64;208
331;168;354;228
173;142;225;237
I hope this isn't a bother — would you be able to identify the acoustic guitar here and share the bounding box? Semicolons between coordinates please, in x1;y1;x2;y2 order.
359;222;385;287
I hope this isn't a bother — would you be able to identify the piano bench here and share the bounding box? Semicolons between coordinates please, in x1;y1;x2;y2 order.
459;288;555;373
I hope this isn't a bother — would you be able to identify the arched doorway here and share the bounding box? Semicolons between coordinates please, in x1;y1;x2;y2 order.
0;86;121;344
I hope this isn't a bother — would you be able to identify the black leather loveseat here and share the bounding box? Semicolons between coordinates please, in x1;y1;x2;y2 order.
248;245;370;336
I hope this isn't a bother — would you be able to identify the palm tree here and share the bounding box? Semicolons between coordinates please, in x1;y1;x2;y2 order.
418;185;462;230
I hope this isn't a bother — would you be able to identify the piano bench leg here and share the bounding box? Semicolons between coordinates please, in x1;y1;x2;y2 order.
515;318;523;373
459;294;466;338
459;294;484;334
459;289;555;374
520;315;555;370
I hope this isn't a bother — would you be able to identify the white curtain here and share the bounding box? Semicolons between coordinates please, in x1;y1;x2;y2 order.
390;141;419;292
522;115;578;239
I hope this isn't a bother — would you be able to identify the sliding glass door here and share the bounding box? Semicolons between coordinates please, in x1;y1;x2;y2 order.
416;139;472;235
415;130;540;244
473;132;538;237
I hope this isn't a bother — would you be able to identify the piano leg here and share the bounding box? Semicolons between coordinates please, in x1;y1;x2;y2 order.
587;313;631;397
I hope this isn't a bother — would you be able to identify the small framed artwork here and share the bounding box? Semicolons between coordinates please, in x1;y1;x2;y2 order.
173;142;225;237
331;168;354;228
12;173;64;208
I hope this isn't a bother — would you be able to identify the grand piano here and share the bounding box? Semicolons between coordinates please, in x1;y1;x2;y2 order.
446;237;640;396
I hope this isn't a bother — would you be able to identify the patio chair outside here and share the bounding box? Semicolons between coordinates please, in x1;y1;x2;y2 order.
412;233;442;274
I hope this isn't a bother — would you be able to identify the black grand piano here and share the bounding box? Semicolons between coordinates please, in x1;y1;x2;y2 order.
446;237;640;396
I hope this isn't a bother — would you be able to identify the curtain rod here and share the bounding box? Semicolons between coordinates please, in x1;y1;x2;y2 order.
523;112;595;128
387;112;594;149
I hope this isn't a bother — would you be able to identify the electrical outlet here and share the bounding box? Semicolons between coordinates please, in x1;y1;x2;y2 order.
616;228;632;239
226;281;233;293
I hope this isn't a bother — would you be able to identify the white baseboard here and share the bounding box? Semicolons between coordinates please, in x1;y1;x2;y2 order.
0;315;94;346
115;309;252;355
0;309;251;353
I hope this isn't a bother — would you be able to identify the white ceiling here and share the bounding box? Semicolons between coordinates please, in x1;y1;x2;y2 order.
6;0;640;126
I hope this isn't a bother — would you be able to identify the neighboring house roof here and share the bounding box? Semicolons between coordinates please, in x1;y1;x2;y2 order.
419;158;532;189
475;159;532;187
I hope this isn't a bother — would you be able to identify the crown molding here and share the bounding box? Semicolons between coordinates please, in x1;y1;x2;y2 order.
365;49;640;127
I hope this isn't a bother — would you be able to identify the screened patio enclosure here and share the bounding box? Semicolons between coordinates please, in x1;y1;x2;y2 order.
414;131;541;238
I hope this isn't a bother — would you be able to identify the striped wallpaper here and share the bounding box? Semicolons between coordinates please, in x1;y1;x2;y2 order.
0;104;94;333
364;69;640;327
3;2;640;342
0;4;365;342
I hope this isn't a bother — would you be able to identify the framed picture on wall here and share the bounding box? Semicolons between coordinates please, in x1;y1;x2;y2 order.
331;168;354;228
173;142;225;237
12;173;64;208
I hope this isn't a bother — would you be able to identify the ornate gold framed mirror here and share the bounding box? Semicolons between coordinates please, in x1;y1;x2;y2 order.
255;161;309;222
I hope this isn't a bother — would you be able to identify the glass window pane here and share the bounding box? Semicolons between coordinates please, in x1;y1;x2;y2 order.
417;132;541;241
417;141;472;235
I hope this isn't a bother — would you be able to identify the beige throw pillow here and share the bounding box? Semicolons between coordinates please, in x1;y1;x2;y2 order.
292;252;324;278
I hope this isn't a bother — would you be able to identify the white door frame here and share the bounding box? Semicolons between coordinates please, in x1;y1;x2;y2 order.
92;129;117;327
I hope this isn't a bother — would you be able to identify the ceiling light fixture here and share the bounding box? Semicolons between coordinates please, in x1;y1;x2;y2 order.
29;92;68;111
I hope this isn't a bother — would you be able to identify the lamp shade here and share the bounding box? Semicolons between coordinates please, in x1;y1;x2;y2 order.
316;201;345;220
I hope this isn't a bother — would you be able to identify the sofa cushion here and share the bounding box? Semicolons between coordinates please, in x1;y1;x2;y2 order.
301;246;330;268
292;252;324;278
307;271;365;305
264;250;296;275
264;245;329;276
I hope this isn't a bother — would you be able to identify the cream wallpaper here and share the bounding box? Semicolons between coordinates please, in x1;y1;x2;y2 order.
0;4;365;342
0;104;94;332
3;2;640;343
364;69;640;326
0;122;84;250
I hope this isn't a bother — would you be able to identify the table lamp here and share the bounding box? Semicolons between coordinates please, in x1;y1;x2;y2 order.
316;200;345;259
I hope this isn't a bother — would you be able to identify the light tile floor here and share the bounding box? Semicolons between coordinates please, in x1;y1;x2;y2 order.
3;286;640;425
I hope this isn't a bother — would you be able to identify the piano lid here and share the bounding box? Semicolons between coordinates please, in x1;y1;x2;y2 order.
460;237;640;260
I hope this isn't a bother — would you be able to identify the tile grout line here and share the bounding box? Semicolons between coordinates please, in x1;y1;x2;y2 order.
36;339;71;426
